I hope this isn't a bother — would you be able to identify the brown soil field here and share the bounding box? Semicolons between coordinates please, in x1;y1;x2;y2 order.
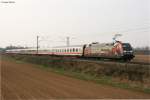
1;57;150;99
133;54;150;63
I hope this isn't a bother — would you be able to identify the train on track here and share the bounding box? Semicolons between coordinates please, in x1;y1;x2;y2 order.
6;41;135;61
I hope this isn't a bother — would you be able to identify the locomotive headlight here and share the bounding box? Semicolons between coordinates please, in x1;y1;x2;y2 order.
123;50;133;53
130;50;133;53
123;50;127;52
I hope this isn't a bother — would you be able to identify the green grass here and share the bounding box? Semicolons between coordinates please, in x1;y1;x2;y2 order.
3;54;150;94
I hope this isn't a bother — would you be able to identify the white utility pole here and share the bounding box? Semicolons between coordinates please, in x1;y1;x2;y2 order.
66;37;70;47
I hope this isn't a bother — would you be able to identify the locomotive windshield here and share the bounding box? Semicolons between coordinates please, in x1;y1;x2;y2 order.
122;43;132;51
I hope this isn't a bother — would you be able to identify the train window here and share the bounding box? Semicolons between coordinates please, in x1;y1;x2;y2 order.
73;48;75;52
79;48;81;52
76;48;78;52
70;49;72;52
122;43;132;51
67;49;69;52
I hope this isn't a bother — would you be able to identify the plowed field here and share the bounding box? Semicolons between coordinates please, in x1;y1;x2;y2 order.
1;57;150;99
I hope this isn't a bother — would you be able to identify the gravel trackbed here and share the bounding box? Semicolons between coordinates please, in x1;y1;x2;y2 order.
1;58;150;99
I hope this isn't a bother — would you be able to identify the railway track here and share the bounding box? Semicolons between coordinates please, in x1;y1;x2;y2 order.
129;61;150;66
5;53;150;66
73;57;150;66
41;55;150;66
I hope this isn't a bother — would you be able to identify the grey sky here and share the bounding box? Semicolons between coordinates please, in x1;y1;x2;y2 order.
0;0;150;48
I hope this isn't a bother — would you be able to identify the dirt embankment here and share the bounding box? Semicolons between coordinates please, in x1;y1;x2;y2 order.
1;56;150;99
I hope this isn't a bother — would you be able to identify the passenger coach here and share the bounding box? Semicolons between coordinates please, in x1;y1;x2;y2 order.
51;45;84;56
5;41;135;61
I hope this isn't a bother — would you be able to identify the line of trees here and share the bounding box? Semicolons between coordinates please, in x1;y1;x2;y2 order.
134;46;150;55
0;45;27;53
5;45;27;50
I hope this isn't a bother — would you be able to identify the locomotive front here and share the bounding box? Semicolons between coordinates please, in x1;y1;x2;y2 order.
121;43;135;61
113;41;135;61
83;41;135;61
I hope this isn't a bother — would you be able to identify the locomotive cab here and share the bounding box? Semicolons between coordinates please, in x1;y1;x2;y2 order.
122;43;135;61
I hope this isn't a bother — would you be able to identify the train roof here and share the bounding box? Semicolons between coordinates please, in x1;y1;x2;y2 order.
52;45;84;48
88;42;114;46
6;48;36;51
6;45;84;51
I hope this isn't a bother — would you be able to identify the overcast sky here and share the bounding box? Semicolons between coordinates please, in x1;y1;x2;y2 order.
0;0;150;48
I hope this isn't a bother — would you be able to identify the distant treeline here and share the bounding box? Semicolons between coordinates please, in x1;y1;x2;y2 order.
5;45;27;50
0;48;4;52
134;46;150;55
0;46;27;53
